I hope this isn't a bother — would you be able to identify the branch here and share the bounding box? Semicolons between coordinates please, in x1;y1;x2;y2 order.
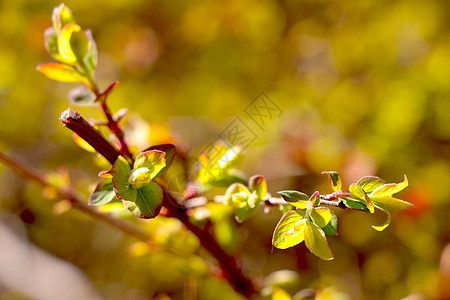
58;109;258;297
60;108;120;165
0;151;153;246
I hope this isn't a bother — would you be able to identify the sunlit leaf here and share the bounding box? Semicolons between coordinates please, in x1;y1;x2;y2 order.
57;23;84;64
304;220;334;260
356;176;385;194
122;182;163;219
369;175;409;198
36;63;85;83
68;86;96;106
249;175;267;200
320;209;338;236
349;183;374;213
52;4;75;32
372;203;392;231
89;177;116;206
106;156;136;202
236;193;260;222
322;171;342;192
143;144;175;178
272;211;306;249
339;196;369;212
277;190;308;209
134;150;166;180
310;207;332;228
271;287;292;300
224;183;250;205
70;29;90;63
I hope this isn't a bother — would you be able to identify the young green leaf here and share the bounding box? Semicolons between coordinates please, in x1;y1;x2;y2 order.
356;176;385;194
89;177;116;206
349;183;374;213
277;191;308;209
235;193;260;222
368;175;413;211
68;86;96;106
322;171;342;192
36;63;85;83
44;27;64;62
134;150;166;180
84;30;98;75
52;4;75;32
58;23;86;64
339;196;369;212
272;211;307;249
143;144;175;178
105;156;136;202
249;175;267;200
372;203;392;231
304;220;334;260
122;182;163;219
320;210;338;236
224;183;250;205
309;207;332;228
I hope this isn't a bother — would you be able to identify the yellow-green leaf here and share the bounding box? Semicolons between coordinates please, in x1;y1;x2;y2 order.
322;171;342;192
52;4;75;32
372;203;392;231
310;207;332;228
134;150;166;180
357;176;385;194
123;182;163;219
36;63;85;83
369;175;408;198
57;23;83;64
89;177;116;206
350;183;374;213
249;175;267;200
277;190;308;209
304;220;334;260
272;211;307;249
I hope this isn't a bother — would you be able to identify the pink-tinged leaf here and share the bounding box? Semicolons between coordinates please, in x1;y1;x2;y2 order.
36;63;86;83
52;4;75;32
143;144;175;178
134;150;166;180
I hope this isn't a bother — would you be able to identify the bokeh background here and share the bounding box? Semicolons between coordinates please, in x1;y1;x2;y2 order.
1;0;450;299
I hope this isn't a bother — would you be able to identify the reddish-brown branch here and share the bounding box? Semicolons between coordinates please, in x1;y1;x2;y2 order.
0;151;152;245
58;109;258;297
60;108;120;165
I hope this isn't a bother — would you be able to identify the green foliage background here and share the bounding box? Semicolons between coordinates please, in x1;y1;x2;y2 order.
1;0;449;299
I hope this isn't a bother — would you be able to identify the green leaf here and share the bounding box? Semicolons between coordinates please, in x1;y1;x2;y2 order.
106;156;136;202
224;183;250;205
349;183;374;213
322;171;342;192
320;209;338;236
339;197;369;212
89;177;116;206
369;175;413;211
304;220;334;260
277;191;308;209
356;176;385;194
44;27;64;62
235;193;261;222
272;211;307;249
70;29;90;63
143;144;175;178
84;30;98;75
134;150;166;180
128;167;153;189
372;203;392;231
249;175;267;200
369;175;408;198
310;192;320;207
36;63;85;83
208;172;248;187
68;86;96;106
122;182;163;219
310;207;332;228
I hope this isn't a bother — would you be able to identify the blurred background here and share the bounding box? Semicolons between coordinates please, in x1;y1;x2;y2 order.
1;0;449;299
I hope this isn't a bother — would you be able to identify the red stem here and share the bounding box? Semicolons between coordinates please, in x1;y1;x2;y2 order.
58;108;258;297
